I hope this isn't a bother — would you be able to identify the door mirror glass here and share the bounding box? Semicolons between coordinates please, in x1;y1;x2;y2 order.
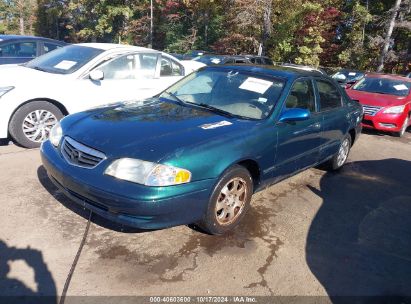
279;108;310;122
90;70;104;81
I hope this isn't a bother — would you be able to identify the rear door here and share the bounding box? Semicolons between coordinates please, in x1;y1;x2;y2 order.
274;77;322;179
314;78;350;161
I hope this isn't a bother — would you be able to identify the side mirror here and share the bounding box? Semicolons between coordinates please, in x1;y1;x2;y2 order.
89;70;104;81
279;108;310;123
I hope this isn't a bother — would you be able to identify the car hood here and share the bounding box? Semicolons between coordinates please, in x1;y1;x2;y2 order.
0;65;63;84
346;89;408;107
63;99;255;162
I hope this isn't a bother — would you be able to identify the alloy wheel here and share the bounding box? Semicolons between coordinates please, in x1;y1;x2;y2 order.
399;117;409;137
337;138;350;167
215;177;248;225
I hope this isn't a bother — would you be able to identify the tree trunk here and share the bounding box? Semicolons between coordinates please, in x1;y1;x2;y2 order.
19;16;25;35
377;0;402;72
261;0;272;56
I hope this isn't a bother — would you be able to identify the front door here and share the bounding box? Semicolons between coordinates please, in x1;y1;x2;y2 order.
69;52;161;113
274;78;322;180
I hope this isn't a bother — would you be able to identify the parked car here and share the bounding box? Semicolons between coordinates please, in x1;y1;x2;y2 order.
244;55;274;65
0;43;205;148
332;69;365;88
346;73;411;137
192;55;251;65
0;35;66;65
40;65;362;235
281;63;327;75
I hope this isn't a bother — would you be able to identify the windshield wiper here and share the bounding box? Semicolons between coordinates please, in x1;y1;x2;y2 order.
163;91;186;105
194;103;236;118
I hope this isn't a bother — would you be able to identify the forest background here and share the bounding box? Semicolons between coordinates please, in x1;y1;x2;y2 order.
1;0;411;73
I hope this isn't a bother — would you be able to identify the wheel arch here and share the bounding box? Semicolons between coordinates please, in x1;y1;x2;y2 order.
8;98;69;132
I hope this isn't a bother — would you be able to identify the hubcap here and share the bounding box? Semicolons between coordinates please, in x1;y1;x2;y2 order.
22;110;57;143
337;138;350;167
215;177;248;225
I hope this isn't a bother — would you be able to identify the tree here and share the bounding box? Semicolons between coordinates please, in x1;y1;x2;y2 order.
377;0;402;71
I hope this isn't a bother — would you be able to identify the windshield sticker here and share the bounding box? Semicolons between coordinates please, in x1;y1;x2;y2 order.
348;72;357;76
211;58;221;64
239;77;273;94
201;120;232;130
393;84;408;91
54;60;77;70
258;97;268;103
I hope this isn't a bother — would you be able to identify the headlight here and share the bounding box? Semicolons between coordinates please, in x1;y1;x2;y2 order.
49;122;63;147
104;158;191;186
383;105;405;114
0;86;14;98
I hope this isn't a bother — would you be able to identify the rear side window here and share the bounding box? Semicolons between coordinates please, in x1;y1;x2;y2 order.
284;79;316;112
316;80;342;111
0;41;37;57
160;56;183;76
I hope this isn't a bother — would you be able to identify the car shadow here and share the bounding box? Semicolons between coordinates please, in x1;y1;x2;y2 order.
0;239;57;303
0;138;11;146
306;159;411;302
37;166;151;234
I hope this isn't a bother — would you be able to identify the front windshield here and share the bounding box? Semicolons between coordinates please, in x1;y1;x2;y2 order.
26;45;104;75
160;68;286;120
352;77;411;97
192;56;225;65
333;71;364;82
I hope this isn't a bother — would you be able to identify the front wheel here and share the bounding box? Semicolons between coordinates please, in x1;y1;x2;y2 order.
323;135;352;171
197;165;253;235
396;116;409;138
9;101;64;148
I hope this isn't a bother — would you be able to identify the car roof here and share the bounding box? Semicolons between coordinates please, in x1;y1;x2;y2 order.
75;43;159;53
0;34;65;43
366;73;411;82
206;64;328;78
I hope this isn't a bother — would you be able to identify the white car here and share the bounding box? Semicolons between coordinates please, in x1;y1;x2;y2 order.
0;43;205;148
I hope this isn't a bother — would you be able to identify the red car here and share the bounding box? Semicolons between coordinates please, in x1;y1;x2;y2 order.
346;74;411;137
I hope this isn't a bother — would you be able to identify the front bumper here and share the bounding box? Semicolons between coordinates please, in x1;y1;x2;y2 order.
40;140;215;230
362;112;408;132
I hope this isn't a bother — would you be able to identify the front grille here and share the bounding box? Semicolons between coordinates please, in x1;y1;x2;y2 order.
61;137;106;169
362;105;382;116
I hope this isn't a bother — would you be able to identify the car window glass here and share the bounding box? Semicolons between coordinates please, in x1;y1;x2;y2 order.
136;53;158;78
160;57;173;76
43;43;62;54
98;54;136;79
97;53;158;80
160;56;183;76
0;42;36;57
316;80;342;111
285;79;316;112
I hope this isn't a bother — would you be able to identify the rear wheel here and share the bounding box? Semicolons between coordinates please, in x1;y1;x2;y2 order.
323;135;351;171
9;101;64;148
197;165;253;235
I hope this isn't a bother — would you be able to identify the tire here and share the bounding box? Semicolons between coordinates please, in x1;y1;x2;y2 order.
323;135;352;171
396;116;409;138
197;165;253;235
9;101;64;148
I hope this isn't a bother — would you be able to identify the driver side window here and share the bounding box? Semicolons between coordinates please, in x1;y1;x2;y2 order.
95;53;158;80
284;79;316;112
